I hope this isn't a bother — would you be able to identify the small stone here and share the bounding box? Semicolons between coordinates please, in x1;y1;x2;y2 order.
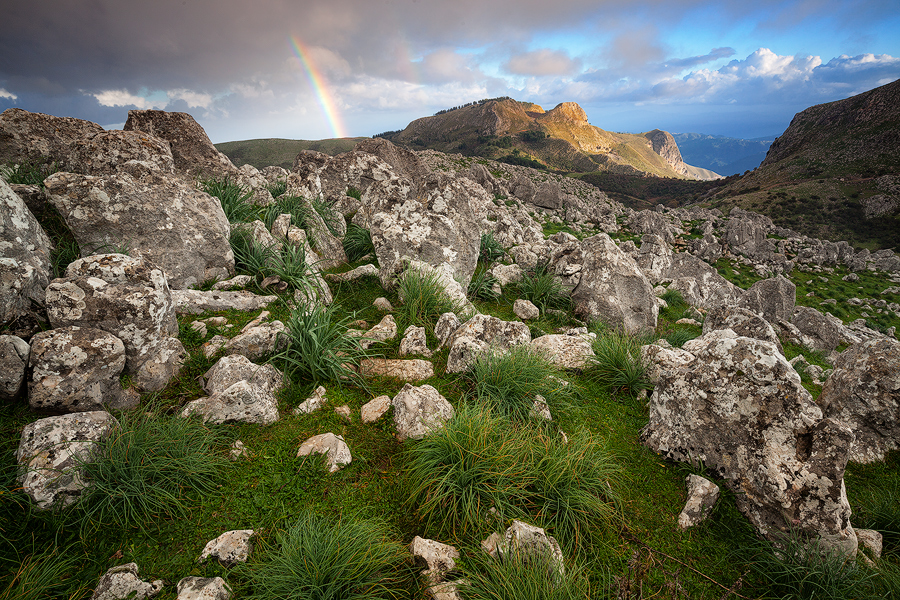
198;530;256;567
230;440;249;460
90;562;163;600
374;297;394;311
334;405;352;421
202;335;228;359
361;395;391;423
513;298;540;320
400;325;432;357
677;474;720;530
212;275;252;290
175;577;231;600
530;395;552;421
294;385;327;415
240;311;270;333
297;432;352;472
360;358;435;381
410;536;460;585
190;321;208;338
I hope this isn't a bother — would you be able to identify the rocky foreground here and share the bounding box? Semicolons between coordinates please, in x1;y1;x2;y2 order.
1;107;899;597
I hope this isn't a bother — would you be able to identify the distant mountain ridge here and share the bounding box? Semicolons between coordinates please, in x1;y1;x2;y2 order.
702;78;900;250
215;137;368;170
672;133;775;176
385;98;720;180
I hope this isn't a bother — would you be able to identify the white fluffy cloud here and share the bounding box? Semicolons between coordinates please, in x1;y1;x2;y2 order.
0;88;16;100
92;89;163;109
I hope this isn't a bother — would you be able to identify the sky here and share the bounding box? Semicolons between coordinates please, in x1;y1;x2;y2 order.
1;0;898;143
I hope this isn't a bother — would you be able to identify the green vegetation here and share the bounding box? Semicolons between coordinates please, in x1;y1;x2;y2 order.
201;177;256;224
584;327;652;397
342;223;375;263
516;263;571;313
215;137;368;170
396;267;463;331
461;551;594;600
479;232;506;264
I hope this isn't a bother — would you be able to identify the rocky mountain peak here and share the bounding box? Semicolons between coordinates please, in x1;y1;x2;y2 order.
542;102;589;124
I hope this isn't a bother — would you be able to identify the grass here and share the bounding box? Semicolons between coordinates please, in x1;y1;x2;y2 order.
201;177;257;224
0;546;88;600
468;266;500;301
396;267;463;331
266;179;287;199
311;196;343;238
461;551;595;600
271;303;366;386
517;263;571;313
465;345;571;422
261;194;313;231
343;223;375;263
0;160;58;185
238;510;410;600
479;232;506;264
585;327;652;397
72;406;229;536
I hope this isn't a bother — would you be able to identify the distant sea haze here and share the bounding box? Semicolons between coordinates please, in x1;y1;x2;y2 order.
673;133;777;176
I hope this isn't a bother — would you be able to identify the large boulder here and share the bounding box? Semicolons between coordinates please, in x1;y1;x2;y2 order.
44;168;233;288
666;253;741;310
725;217;772;259
634;234;673;284
45;254;184;392
16;411;119;509
28;326;135;413
642;329;857;556
123;110;238;180
366;172;482;291
445;313;531;373
819;338;900;463
0;335;29;400
70;130;176;176
702;305;783;354
0;108;104;169
791;306;843;352
738;275;796;324
570;233;658;334
0;177;53;324
181;354;283;425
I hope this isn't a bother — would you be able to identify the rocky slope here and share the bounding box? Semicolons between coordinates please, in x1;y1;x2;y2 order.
702;78;900;249
386;98;720;180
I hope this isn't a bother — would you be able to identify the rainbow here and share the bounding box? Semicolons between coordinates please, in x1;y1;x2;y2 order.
289;36;348;138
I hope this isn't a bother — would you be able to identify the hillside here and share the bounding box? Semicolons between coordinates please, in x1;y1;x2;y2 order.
384;98;720;180
216;137;368;170
699;78;900;250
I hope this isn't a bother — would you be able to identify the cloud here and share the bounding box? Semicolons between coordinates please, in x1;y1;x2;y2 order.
504;49;582;77
0;88;16;100
92;89;163;109
166;89;214;109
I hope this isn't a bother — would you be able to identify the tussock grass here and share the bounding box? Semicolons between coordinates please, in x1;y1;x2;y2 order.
272;303;366;386
311;196;342;237
461;551;594;600
0;159;58;185
479;232;506;263
239;510;408;600
585;328;651;397
261;194;312;231
466;345;571;422
396;268;463;331
201;177;256;224
468;266;500;301
266;179;287;199
73;408;229;536
343;223;375;263
517;263;570;313
0;546;88;600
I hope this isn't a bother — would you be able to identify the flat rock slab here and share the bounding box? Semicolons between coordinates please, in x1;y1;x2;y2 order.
529;331;595;370
171;289;278;315
360;358;435;381
198;530;256;567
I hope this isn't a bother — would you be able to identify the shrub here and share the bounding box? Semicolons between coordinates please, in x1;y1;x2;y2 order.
396;268;462;330
73;408;228;535
201;177;256;224
343;223;375;263
517;264;570;313
239;510;408;600
479;232;506;263
466;345;571;422
272;303;365;386
406;406;533;537
585;328;651;397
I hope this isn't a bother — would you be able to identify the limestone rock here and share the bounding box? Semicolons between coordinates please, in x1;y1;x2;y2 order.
642;329;857;556
666;252;740;310
513;299;540;321
499;520;565;577
529;330;596;370
46;254;183;392
175;577;231;600
294;385;327;415
392;383;454;440
223;320;288;361
361;395;392;423
641;343;694;385
702;305;783;355
297;432;352;472
856;529;883;560
400;325;432;357
360;358;435;381
44;169;233;289
355;314;397;350
325;263;379;283
124;110;238;181
0;108;104;170
490;263;523;287
16;411;119;509
182;380;279;425
374;297;394;311
819;338;900;463
90;563;163;600
203;354;283;397
198;530;256;567
570;233;658;335
634;233;673;284
738;275;796;324
434;312;462;348
170;289;278;314
677;475;720;530
791;306;843;352
0;335;29;400
28;326;133;412
0;177;52;324
71;129;175;176
445;314;531;373
410;536;460;585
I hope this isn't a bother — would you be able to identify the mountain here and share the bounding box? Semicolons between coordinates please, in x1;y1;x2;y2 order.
385;98;720;180
672;133;775;176
215;137;368;170
699;78;900;250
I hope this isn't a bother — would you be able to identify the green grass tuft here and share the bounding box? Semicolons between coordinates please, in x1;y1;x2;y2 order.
343;223;375;263
396;268;463;331
517;263;570;313
201;177;257;224
585;328;651;397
